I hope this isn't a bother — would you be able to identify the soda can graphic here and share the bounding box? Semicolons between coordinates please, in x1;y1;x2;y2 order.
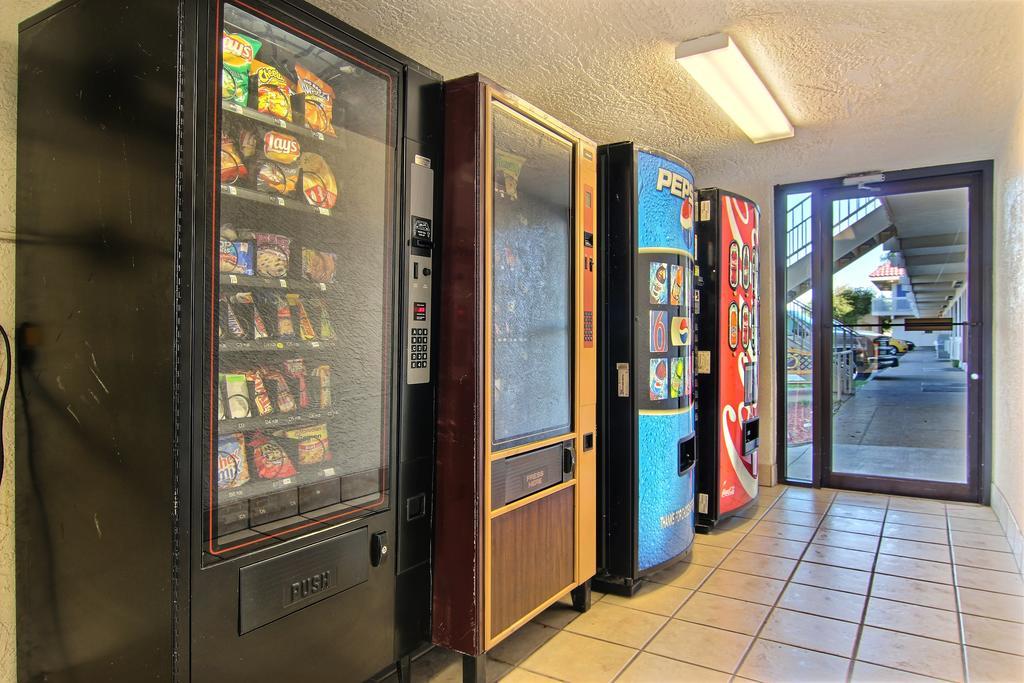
729;241;740;291
670;357;684;399
649;262;668;304
728;302;740;351
680;192;694;232
650;310;668;353
741;303;751;351
649;358;668;400
671;315;690;347
741;244;751;291
670;264;683;306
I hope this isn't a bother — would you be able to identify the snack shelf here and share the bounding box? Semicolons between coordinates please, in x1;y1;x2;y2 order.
219;273;333;294
223;101;338;145
219;407;340;433
221;184;332;217
220;339;337;353
217;463;342;505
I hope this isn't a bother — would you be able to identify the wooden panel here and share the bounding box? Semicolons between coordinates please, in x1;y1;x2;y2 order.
490;486;575;637
431;75;487;656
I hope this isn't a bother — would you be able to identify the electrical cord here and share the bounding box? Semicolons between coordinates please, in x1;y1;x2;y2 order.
0;323;10;488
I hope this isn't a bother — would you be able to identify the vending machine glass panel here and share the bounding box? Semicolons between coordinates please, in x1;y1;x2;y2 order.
491;102;574;450
209;2;397;561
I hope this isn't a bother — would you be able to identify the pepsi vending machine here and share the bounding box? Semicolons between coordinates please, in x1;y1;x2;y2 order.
694;189;761;531
596;144;697;595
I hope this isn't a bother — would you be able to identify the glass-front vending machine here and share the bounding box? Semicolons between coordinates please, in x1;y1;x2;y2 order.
432;74;598;679
16;1;439;680
694;189;761;531
596;144;698;595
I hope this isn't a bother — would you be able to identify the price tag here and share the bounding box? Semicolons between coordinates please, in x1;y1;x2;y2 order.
313;132;324;141
274;197;285;206
275;118;286;128
311;341;320;348
228;275;238;284
276;342;284;349
225;186;237;196
322;467;335;477
279;279;287;288
317;207;330;216
282;478;292;485
319;283;326;291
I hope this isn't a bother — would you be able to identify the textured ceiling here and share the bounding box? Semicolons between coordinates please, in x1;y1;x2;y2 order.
313;0;1024;202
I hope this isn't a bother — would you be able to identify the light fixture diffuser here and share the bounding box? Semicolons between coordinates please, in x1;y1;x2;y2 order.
675;33;794;143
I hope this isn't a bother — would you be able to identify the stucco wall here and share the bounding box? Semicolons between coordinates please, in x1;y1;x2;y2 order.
992;95;1024;568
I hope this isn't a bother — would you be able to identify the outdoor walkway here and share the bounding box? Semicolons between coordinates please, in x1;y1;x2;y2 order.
789;348;966;482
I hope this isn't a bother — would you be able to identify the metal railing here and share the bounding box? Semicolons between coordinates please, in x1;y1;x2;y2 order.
785;193;881;267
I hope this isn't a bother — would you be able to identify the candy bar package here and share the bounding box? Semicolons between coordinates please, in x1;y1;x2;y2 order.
310;364;331;409
283;358;310;409
294;64;336;137
251;60;293;121
286;293;317;340
220;132;248;185
248;431;297;480
217;433;251;489
254;233;291;278
260;367;296;413
301;247;337;283
260;292;295;339
230;292;268;339
220;292;248;340
277;423;332;465
219;239;254;275
222;31;261;106
311;298;336;341
221;373;252;419
244;369;274;416
299;153;338;209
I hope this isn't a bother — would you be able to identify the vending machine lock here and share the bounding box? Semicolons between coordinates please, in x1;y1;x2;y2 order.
370;531;389;567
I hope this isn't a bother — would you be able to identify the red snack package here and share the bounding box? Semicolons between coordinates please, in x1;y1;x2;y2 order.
248;431;297;480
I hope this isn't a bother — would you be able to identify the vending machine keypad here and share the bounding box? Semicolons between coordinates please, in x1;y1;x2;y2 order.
407;158;434;384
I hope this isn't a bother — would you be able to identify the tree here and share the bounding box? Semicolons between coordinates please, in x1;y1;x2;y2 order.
833;286;875;326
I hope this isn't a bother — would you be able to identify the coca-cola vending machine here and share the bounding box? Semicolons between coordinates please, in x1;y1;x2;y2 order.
694;189;760;531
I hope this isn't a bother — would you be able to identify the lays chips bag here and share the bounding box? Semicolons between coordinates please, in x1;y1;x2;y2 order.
222;32;261;106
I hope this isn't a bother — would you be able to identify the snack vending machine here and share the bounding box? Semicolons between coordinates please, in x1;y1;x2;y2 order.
16;0;440;680
694;189;761;531
432;74;598;677
595;144;697;594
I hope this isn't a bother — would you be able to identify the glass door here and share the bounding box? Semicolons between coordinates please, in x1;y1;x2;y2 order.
828;189;970;489
207;1;398;561
490;101;574;451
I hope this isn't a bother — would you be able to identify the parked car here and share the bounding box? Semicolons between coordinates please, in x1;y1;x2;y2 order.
874;335;912;355
876;343;900;369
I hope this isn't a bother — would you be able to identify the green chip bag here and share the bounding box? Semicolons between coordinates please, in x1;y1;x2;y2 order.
222;31;261;106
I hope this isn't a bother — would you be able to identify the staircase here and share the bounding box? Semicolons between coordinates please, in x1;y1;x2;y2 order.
785;195;890;301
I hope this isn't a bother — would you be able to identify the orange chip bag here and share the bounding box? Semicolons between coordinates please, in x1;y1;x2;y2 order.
251;60;293;121
294;64;336;137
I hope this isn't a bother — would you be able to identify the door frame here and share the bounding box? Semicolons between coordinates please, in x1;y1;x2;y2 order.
774;160;993;503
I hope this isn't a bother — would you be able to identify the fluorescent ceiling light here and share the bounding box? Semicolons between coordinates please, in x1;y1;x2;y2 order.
675;33;794;144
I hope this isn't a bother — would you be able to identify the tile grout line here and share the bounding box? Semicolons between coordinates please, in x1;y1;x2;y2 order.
608;489;789;682
846;493;889;683
728;489;842;682
947;503;971;683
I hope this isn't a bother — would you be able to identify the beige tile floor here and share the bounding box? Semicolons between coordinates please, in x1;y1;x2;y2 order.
393;485;1024;682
